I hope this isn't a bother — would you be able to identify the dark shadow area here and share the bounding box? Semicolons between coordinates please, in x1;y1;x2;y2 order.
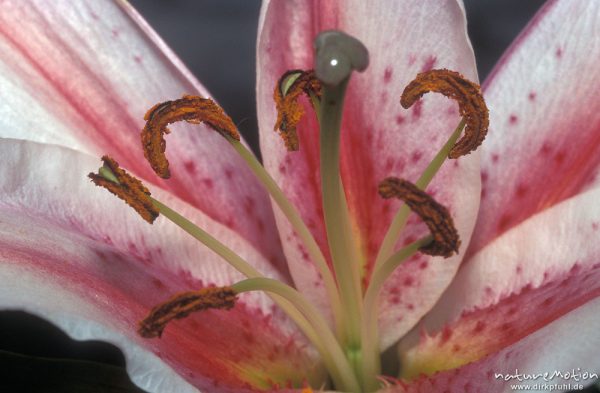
0;350;146;393
128;0;262;155
573;382;600;393
128;0;547;156
464;0;547;78
0;311;145;392
1;311;125;365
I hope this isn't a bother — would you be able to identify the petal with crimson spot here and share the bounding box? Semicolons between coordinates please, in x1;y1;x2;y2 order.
257;0;480;348
470;0;600;255
389;297;600;393
404;185;600;379
0;139;325;392
0;0;286;277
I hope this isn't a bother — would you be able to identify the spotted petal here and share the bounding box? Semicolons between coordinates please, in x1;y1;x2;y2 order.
0;139;324;392
257;0;480;347
469;0;600;255
388;297;600;392
396;0;600;385
400;184;600;382
0;0;286;276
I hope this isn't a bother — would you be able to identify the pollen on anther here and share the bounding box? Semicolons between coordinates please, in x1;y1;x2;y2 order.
378;177;460;257
273;69;322;151
138;286;237;338
400;69;489;158
141;95;239;179
88;156;159;224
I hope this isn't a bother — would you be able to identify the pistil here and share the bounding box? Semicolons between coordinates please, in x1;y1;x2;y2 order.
319;79;363;342
314;30;370;387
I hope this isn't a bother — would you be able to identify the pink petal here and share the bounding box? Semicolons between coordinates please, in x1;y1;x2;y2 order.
0;0;286;276
257;0;480;346
401;185;600;378
0;139;323;392
469;0;600;255
388;297;600;392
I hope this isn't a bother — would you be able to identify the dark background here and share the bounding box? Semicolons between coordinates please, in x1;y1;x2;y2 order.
123;0;547;155
7;1;592;392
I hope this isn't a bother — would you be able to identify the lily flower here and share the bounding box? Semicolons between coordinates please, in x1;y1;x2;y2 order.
0;0;599;392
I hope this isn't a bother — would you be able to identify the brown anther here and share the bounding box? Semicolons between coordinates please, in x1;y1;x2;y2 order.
400;69;489;158
88;156;159;224
138;286;237;338
274;69;322;151
378;177;460;257
141;95;239;179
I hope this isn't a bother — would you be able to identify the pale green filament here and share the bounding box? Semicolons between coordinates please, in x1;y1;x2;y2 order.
373;119;466;269
232;278;360;392
146;198;331;380
151;198;264;279
228;138;344;337
319;80;365;384
360;235;433;390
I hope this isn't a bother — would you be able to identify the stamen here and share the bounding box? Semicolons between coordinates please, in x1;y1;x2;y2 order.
149;196;336;368
378;177;460;257
274;69;322;151
360;236;432;390
232;278;361;392
141;95;239;178
88;156;159;223
373;120;465;270
400;69;488;158
138;286;237;338
228;140;343;337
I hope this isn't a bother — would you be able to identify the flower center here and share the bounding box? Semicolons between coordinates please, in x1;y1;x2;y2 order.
89;30;488;393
